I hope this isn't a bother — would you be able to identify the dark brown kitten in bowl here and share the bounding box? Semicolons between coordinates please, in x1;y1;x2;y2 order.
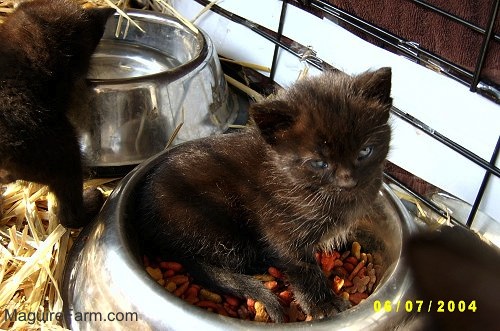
135;68;393;322
0;0;114;227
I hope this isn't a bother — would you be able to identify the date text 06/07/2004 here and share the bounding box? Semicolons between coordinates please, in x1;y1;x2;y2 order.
373;300;477;313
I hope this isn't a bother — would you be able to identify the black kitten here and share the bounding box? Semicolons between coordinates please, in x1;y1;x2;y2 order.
0;0;114;227
136;68;393;321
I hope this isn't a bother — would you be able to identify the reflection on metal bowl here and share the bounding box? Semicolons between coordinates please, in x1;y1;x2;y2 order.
63;144;417;330
69;10;240;175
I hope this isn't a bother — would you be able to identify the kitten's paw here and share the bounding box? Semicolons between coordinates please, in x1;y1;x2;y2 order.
59;187;104;229
256;291;286;323
83;186;105;218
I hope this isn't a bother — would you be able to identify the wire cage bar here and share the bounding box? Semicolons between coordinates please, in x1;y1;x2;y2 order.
308;0;500;101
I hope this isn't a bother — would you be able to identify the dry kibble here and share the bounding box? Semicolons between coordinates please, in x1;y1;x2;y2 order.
146;266;163;281
185;285;201;302
268;266;284;279
165;281;177;292
254;301;270;322
168;275;189;285
247;298;256;312
351;241;361;260
185;295;200;305
321;251;337;273
343;278;353;288
278;290;293;305
333;266;349;278
264;280;278;291
348;260;366;281
367;265;377;292
224;295;240;307
373;253;383;266
343;262;355;273
254;274;275;282
159;261;183;272
340;250;351;260
164;269;175;278
345;256;358;266
361;252;367;263
224;303;239;317
238;306;250;319
332;276;344;294
347;275;370;294
349;292;369;305
173;281;189;297
145;241;380;323
200;288;223;303
196;300;228;316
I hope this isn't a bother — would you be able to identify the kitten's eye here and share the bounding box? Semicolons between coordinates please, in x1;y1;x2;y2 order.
309;160;328;169
357;146;373;161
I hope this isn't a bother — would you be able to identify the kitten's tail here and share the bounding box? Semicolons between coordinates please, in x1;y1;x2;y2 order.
184;260;285;323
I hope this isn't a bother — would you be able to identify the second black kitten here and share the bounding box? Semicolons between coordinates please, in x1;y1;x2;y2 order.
136;68;393;322
0;0;114;227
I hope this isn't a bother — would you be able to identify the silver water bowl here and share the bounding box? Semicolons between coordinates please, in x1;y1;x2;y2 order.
69;10;240;175
63;143;417;330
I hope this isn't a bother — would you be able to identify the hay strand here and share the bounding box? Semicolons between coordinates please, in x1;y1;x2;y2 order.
224;74;264;102
0;181;92;330
191;0;220;24
152;0;199;34
220;58;271;73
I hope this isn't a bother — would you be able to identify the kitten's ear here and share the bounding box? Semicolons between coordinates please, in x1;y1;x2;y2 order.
354;67;392;105
250;100;296;145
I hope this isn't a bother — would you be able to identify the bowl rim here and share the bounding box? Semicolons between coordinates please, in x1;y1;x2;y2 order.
87;9;209;85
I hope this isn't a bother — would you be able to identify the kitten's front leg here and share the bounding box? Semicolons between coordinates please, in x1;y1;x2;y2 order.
285;260;351;319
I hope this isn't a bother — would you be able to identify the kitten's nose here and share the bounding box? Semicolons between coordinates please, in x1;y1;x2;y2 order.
335;167;358;189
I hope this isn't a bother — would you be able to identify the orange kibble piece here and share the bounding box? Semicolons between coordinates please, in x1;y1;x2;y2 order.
332;276;344;294
264;280;278;290
321;252;336;273
167;275;189;285
349;292;368;305
345;256;358;265
278;290;294;305
343;262;355;273
159;261;183;272
224;295;240;307
145;266;163;281
268;266;284;279
247;298;255;307
173;281;189;297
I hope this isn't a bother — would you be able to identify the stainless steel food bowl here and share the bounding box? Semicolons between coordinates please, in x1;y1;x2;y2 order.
69;10;239;175
63;143;418;330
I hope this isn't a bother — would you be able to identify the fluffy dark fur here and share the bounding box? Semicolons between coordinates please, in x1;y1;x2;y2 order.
135;68;393;321
406;226;500;331
0;0;114;227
